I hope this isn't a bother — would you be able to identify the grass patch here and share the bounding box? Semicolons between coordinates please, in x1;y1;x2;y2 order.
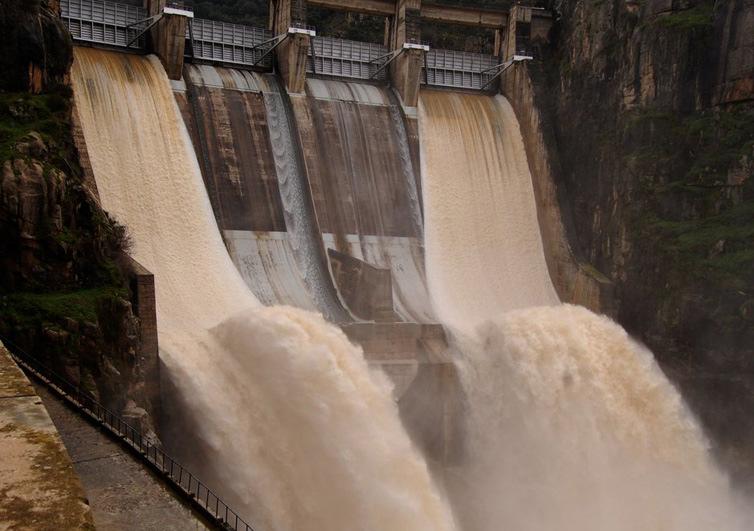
0;287;128;325
645;202;754;288
0;92;71;163
655;2;714;31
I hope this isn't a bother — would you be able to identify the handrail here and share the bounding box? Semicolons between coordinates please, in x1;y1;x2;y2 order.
165;1;193;11
0;333;257;531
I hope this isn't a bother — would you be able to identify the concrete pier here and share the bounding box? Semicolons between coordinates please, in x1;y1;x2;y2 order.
270;0;311;93
388;0;423;106
146;0;193;80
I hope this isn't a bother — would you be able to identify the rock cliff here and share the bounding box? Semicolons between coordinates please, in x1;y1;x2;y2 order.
540;0;754;482
0;0;157;438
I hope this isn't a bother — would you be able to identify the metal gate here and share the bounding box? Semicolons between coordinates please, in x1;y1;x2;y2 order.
61;0;147;49
187;19;273;68
307;36;388;81
423;49;499;90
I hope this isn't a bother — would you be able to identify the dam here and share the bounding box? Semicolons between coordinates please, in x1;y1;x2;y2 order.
3;0;753;529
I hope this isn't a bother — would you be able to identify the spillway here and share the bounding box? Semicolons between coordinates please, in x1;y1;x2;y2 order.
419;90;752;530
71;48;455;531
420;91;558;325
290;79;435;322
175;64;348;322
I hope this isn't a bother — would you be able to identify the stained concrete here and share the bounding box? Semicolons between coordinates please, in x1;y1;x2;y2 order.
0;342;95;531
33;383;212;531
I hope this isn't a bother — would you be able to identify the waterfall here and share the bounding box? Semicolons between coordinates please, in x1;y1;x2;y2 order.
418;90;751;531
71;47;455;531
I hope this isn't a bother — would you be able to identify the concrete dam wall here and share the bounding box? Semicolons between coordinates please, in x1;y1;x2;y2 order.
176;65;436;325
65;40;753;531
174;65;348;321
71;47;455;531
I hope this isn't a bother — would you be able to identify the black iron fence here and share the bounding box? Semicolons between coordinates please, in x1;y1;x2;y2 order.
0;335;256;531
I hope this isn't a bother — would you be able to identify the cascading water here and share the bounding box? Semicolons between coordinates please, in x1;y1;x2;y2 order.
71;48;455;531
418;90;752;530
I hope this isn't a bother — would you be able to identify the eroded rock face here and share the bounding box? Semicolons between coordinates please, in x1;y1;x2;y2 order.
540;0;754;481
0;128;158;439
0;0;159;443
0;0;72;93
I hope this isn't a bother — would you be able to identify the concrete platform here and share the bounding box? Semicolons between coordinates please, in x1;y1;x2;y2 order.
0;342;94;530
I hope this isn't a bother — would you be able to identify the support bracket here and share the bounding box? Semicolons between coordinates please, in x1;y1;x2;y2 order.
250;26;315;67
369;42;429;80
479;54;532;90
126;14;163;48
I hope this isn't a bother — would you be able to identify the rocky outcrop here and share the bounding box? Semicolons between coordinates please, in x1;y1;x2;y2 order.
0;3;159;438
0;110;158;438
539;0;754;481
0;0;72;93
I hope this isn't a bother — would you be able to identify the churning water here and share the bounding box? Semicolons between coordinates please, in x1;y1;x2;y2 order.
69;42;751;531
71;48;454;531
419;90;752;531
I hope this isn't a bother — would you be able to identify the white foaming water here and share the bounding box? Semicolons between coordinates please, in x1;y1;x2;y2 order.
72;48;455;531
419;92;558;325
419;90;751;530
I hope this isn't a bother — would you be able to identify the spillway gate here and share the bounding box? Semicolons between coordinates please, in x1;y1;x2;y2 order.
423;49;501;91
307;36;389;80
62;0;148;49
187;18;274;69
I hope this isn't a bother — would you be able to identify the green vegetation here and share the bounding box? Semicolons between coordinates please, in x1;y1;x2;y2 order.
625;104;754;291
0;287;128;325
648;203;754;288
626;106;754;186
579;262;611;283
0;92;71;163
655;2;714;31
0;90;131;320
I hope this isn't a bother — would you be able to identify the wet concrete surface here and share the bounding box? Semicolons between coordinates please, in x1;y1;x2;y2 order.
0;343;94;530
33;383;212;531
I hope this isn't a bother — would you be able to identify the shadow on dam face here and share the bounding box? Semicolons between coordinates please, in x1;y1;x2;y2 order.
173;64;462;465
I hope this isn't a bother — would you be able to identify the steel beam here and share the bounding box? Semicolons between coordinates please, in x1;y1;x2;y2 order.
420;3;507;28
307;0;394;17
307;0;509;28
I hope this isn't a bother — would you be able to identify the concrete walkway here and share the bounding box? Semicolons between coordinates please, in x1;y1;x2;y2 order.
0;343;94;530
34;383;212;531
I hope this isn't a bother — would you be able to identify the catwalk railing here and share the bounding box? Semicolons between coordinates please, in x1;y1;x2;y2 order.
61;0;148;49
1;335;257;531
60;0;505;89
